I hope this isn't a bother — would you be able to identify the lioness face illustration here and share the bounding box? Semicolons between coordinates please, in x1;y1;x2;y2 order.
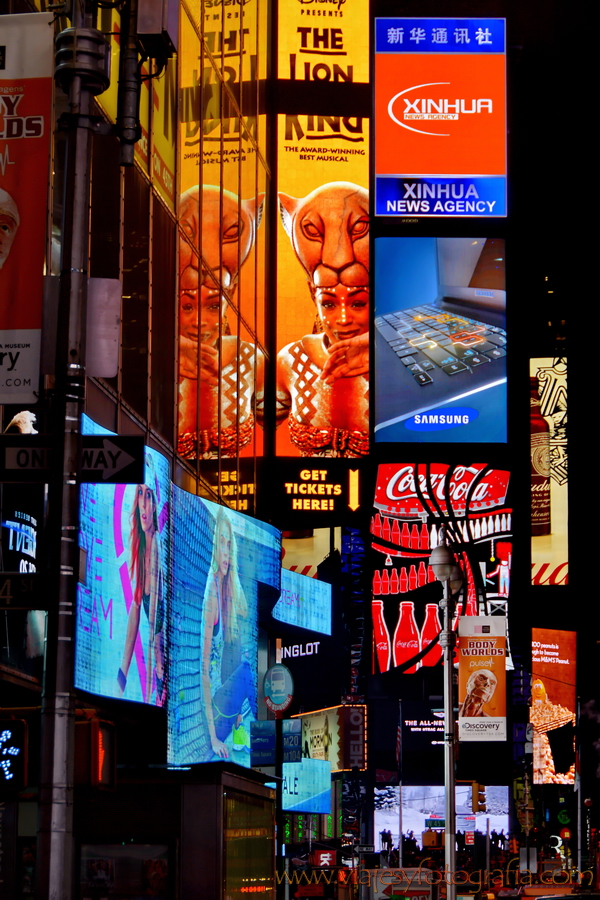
278;182;369;293
178;185;264;342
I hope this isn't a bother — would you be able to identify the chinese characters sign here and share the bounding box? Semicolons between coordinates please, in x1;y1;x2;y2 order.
374;18;507;217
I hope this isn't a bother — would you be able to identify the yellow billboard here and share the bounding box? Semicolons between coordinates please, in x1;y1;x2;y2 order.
277;0;369;83
275;114;369;458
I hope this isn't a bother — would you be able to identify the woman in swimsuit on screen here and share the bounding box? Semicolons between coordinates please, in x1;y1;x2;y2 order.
201;508;257;758
117;465;165;703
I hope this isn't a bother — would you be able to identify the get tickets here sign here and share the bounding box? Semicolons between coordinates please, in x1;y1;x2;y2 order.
374;18;506;217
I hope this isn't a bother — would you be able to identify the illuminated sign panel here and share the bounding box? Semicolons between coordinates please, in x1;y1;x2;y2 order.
531;628;576;784
297;705;366;770
75;418;281;769
401;701;444;785
278;0;369;83
271;460;363;523
374;18;506;217
76;423;172;708
275;0;370;459
275;114;369;458
177;0;268;464
530;358;568;586
273;568;332;635
0;14;53;403
375;237;506;443
458;617;507;742
168;492;279;765
372;464;511;676
282;758;331;813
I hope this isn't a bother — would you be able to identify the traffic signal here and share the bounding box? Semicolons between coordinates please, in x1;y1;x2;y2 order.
75;718;116;789
472;782;487;812
0;719;28;789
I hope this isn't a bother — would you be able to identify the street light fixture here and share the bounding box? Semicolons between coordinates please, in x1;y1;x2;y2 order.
429;527;462;900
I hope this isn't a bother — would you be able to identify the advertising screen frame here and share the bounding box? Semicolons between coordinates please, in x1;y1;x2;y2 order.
374;17;507;218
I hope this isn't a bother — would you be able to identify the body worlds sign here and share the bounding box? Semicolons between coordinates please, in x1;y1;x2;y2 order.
374;18;507;217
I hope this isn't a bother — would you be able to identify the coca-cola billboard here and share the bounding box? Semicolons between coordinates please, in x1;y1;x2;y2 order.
375;464;510;519
371;463;512;676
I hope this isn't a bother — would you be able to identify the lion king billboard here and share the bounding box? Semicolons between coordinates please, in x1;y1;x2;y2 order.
275;117;370;458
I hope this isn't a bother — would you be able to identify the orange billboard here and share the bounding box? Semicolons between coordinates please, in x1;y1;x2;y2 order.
275;115;369;458
374;18;506;217
376;54;506;177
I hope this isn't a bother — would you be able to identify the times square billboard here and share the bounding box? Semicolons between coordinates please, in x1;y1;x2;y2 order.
371;463;512;677
75;417;281;768
374;18;507;217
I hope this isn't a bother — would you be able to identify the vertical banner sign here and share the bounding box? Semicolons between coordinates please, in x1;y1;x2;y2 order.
530;358;568;586
275;0;370;459
374;236;507;443
372;463;512;677
0;14;53;402
374;18;507;217
458;616;506;742
530;628;576;784
177;0;268;463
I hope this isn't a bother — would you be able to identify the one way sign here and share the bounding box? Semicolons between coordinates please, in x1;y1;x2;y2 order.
80;436;145;483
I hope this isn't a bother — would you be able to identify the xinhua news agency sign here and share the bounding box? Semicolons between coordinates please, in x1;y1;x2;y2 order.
374;18;507;217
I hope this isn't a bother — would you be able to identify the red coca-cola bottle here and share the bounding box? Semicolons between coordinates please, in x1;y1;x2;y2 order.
372;570;381;595
410;524;420;549
392;519;401;544
417;561;427;587
420;522;429;550
393;601;420;673
408;565;418;591
381;569;390;594
420;603;443;667
530;375;551;535
383;517;391;542
399;568;408;593
401;522;410;547
372;513;382;537
372;599;391;673
390;568;400;594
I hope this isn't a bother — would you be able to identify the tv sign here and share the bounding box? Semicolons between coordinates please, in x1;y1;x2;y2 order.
374;18;507;217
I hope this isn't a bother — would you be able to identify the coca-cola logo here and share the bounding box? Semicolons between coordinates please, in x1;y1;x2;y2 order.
375;463;510;516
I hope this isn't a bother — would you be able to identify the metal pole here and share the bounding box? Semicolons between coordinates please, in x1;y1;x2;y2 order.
440;581;456;900
37;18;94;900
398;783;403;867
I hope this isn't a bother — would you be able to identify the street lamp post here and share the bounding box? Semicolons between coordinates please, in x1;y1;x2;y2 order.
429;528;462;900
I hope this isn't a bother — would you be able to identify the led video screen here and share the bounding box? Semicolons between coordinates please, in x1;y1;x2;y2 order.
282;759;331;813
374;785;509;848
531;628;576;784
372;463;512;676
374;17;507;217
168;491;280;766
76;417;281;769
375;237;506;443
530;358;568;585
272;568;332;635
76;429;172;707
275;114;369;459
